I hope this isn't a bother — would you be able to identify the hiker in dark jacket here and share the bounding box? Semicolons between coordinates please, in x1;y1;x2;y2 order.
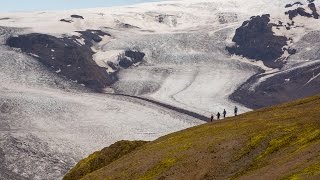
210;114;214;122
217;112;221;120
234;106;238;116
223;109;227;118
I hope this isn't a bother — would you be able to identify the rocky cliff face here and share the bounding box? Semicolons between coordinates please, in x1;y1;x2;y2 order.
226;14;290;68
6;30;145;92
6;32;115;91
118;50;145;68
285;1;319;20
227;0;320;109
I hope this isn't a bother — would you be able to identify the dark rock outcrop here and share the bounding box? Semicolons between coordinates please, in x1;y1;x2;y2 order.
5;30;146;92
71;15;84;19
6;32;116;91
118;50;145;68
125;50;145;63
285;1;319;20
308;3;319;19
226;14;289;68
114;20;140;29
155;14;177;26
118;58;133;68
61;14;86;23
119;23;140;29
285;2;304;8
285;7;313;20
60;19;73;23
0;17;10;21
230;63;320;109
157;15;165;23
107;61;118;71
75;30;111;45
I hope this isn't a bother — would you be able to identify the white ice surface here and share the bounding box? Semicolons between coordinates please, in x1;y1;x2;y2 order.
0;0;297;35
0;44;201;179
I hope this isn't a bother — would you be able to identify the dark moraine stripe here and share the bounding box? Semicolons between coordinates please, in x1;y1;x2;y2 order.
112;93;209;122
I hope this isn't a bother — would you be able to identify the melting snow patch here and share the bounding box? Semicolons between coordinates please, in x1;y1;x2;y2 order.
106;68;116;74
76;38;85;45
104;87;115;93
29;53;39;58
93;50;125;72
280;50;290;60
230;55;272;71
73;40;82;46
304;72;320;86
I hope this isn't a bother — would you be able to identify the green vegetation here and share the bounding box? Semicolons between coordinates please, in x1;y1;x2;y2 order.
257;133;295;160
139;157;178;180
65;95;320;180
63;140;148;180
284;161;320;179
234;133;267;161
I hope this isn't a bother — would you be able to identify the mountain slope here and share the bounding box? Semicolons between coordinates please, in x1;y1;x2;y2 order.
67;95;320;179
63;141;148;180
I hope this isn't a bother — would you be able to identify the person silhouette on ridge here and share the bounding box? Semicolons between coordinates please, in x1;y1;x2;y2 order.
210;114;214;122
234;106;238;116
217;112;221;120
223;109;227;118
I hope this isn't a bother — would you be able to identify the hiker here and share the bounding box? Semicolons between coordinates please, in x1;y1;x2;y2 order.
217;112;221;120
234;106;238;116
223;109;227;118
210;114;214;122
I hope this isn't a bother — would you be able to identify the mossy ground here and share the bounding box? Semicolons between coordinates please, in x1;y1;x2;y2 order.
63;140;148;180
65;95;320;180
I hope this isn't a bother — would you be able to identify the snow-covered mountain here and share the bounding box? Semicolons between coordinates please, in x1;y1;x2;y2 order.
0;0;319;179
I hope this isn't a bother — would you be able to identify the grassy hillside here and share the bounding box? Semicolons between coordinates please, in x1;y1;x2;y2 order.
65;95;320;180
63;141;148;180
